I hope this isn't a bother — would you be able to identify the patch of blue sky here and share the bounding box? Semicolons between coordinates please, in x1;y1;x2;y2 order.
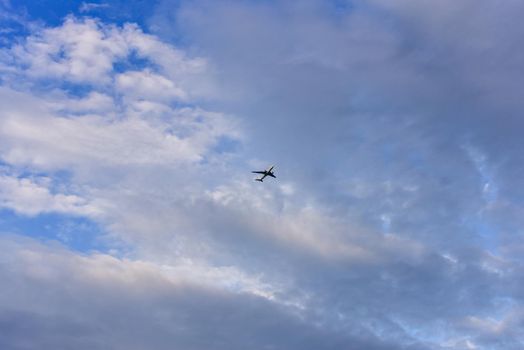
0;49;101;98
0;209;110;254
7;0;160;31
31;78;96;98
329;0;355;17
212;135;242;155
0;159;13;172
462;215;499;255
0;14;31;46
197;138;241;168
112;49;156;73
3;162;75;187
8;0;81;27
81;0;162;29
43;170;78;192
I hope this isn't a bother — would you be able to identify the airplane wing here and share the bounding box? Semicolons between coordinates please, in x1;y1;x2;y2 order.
268;173;276;178
256;173;268;181
252;171;266;174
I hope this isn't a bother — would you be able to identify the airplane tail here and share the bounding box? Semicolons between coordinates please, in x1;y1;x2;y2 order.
255;178;263;182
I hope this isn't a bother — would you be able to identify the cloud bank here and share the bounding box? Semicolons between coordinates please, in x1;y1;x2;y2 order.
0;1;524;349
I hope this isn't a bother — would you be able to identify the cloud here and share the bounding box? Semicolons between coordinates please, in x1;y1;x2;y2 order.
145;0;524;348
149;0;524;254
0;236;417;350
0;87;232;169
79;2;110;13
0;2;523;350
0;174;98;217
115;69;189;102
2;16;212;98
8;17;127;84
0;17;238;176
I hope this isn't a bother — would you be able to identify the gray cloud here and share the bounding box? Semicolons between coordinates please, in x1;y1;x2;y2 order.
148;0;524;252
145;0;524;348
0;236;425;350
0;1;524;349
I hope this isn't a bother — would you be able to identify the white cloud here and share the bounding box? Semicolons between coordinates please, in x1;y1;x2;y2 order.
9;17;128;84
3;16;213;100
116;69;188;102
120;24;212;98
0;175;98;217
0;18;239;247
0;97;224;168
0;17;235;179
48;91;116;114
79;2;110;13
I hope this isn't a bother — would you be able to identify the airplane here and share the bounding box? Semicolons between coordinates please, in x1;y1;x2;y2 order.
252;165;276;182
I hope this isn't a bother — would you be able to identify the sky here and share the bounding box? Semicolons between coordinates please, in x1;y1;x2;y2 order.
0;0;523;349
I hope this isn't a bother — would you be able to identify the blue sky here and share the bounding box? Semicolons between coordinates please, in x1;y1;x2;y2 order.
1;0;524;349
3;0;159;28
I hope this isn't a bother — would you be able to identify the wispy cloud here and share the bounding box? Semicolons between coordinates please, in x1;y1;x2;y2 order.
79;2;110;13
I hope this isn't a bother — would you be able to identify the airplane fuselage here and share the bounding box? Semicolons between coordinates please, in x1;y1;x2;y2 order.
252;166;276;182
